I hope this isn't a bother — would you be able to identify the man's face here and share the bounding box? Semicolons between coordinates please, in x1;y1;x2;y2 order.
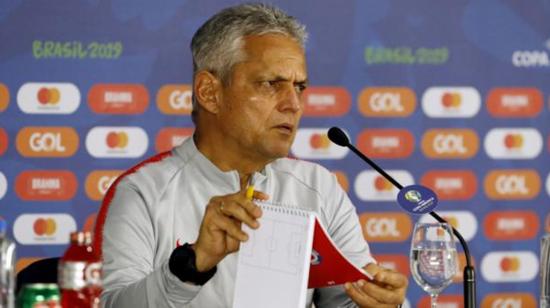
216;34;307;162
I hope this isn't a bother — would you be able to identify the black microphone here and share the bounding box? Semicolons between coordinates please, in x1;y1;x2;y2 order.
327;126;476;308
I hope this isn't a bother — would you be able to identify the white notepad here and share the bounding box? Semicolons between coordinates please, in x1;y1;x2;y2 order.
232;202;315;308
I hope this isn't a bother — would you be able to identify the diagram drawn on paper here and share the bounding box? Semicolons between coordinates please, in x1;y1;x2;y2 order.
240;216;308;275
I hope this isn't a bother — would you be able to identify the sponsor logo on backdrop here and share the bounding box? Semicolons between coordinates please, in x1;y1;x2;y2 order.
481;251;538;282
486;88;543;117
83;213;97;233
364;46;449;66
332;170;349;192
358;212;412;242
512;50;550;67
16;257;42;274
484;211;539;241
422;87;481;118
86;126;148;158
417;295;462;308
302;86;350;116
484;128;542;159
546;214;550;233
0;83;9;112
358;87;415;117
421;129;479;159
547;172;550;197
484;169;540;200
291;128;348;159
354;170;414;201
419;211;477;241
17;82;80;114
0;128;7;156
85;170;123;200
374;255;409;277
13;214;76;244
155;127;194;153
16;127;79;158
356;129;414;159
0;171;7;200
420;170;477;200
157;84;193;115
15;170;77;201
88;84;148;114
481;293;536;308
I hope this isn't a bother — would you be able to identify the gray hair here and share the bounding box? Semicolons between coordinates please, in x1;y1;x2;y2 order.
190;3;308;121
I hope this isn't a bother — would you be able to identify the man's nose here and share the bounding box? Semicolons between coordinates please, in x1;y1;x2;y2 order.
278;85;302;113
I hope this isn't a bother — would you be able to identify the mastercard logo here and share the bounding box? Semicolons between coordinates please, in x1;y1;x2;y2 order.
309;133;331;149
356;129;414;159
484;169;540;200
13;214;76;245
484;128;542;159
481;293;536;308
16;127;79;158
419;211;477;241
481;251;538;282
486;87;543;118
302;86;351;117
358;212;412;242
0;171;7;200
85;170;123;201
358;87;416;117
156;84;193;115
374;176;393;192
0;127;8;156
332;170;349;192
155;127;194;153
0;83;9;112
374;254;409;277
17;82;80;114
106;131;129;149
417;295;463;308
483;210;539;241
420;170;477;200
33;218;57;236
421;129;479;159
422;86;481;118
354;170;413;201
88;84;149;114
15;170;78;201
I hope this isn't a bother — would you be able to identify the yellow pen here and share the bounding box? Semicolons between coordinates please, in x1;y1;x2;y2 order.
245;185;255;200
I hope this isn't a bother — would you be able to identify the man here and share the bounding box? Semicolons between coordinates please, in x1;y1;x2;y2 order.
94;3;408;307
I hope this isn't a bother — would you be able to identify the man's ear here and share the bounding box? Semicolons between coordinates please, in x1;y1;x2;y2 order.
193;71;222;114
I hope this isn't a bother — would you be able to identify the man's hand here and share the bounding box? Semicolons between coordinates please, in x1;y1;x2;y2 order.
192;188;269;272
345;263;408;307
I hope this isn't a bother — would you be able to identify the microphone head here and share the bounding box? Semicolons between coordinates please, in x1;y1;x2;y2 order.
327;127;350;147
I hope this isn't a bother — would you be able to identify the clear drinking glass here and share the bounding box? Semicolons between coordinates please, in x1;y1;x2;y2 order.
410;222;458;308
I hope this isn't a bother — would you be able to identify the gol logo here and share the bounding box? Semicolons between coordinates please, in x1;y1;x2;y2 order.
374;255;409;277
302;86;351;117
358;212;411;242
16;127;79;157
15;170;77;201
332;170;349;192
156;84;193;115
310;133;331;150
486;87;543;118
481;293;536;308
421;129;479;159
33;217;57;236
418;295;463;308
484;169;540;200
0;128;8;156
106;131;129;149
421;170;477;200
358;87;416;117
37;87;60;105
155;127;194;153
356;129;414;159
88;84;149;114
0;83;8;112
484;211;538;241
441;92;461;108
85;170;123;201
503;134;523;149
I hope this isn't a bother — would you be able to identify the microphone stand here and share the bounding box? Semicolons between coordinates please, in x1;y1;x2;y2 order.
328;127;476;308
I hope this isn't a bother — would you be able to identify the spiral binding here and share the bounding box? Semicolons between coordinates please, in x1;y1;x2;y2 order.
256;200;310;217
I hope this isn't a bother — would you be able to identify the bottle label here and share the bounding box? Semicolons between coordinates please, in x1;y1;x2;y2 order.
58;261;102;290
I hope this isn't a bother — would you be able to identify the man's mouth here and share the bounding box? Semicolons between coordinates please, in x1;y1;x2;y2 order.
274;123;294;134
